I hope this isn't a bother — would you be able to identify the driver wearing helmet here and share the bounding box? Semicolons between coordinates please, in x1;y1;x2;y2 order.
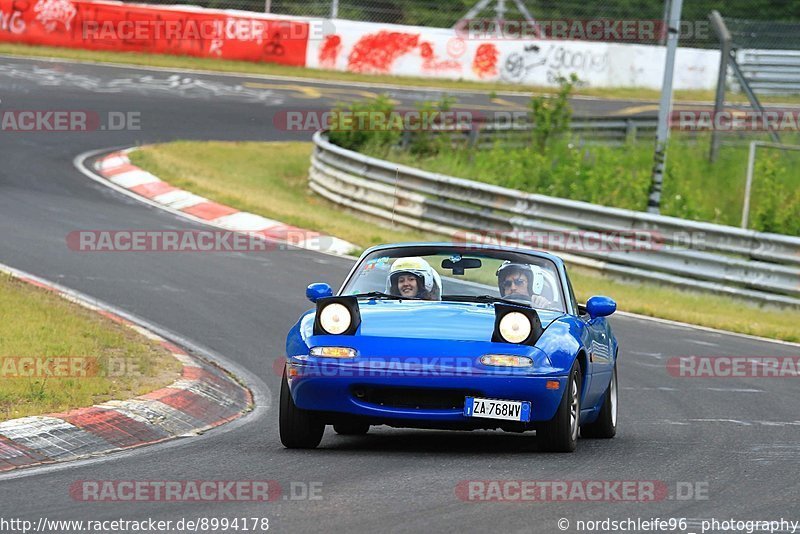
496;261;552;309
386;257;442;301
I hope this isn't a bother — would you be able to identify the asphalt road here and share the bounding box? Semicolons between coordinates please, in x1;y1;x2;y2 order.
0;55;798;534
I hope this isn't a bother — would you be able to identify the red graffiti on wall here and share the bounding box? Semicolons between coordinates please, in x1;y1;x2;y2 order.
318;34;341;68
347;30;419;73
472;43;499;79
419;40;461;72
0;0;309;66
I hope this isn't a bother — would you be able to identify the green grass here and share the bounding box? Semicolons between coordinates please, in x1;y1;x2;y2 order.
361;134;800;236
0;274;182;421
131;140;800;342
129;141;438;252
5;42;800;104
568;267;799;342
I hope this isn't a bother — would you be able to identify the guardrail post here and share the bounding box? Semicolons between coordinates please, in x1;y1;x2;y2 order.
742;141;758;229
400;130;412;150
708;10;731;163
467;123;481;147
625;119;638;144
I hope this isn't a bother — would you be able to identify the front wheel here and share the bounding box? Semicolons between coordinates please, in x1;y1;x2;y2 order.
279;369;324;449
581;363;618;439
537;361;581;452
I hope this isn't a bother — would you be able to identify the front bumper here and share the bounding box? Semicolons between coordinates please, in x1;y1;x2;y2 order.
286;360;568;423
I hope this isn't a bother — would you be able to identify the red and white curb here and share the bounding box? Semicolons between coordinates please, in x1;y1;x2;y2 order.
0;264;253;472
92;149;356;256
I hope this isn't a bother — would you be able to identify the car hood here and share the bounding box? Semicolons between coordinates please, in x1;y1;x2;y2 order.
319;299;564;342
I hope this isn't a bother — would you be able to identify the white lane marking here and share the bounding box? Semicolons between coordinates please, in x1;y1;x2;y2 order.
109;170;160;188
688;419;800;426
659;420;690;425
98;155;129;170
629;351;663;359
622;386;679;391
623;386;764;393
213;212;281;232
628;360;664;368
128;323;165;341
686;339;719;347
172;352;201;368
152;190;206;209
704;387;764;393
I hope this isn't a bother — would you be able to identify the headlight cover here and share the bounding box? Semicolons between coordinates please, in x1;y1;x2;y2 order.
318;303;352;335
310;347;357;358
480;354;533;367
491;303;543;346
312;296;361;336
498;311;532;344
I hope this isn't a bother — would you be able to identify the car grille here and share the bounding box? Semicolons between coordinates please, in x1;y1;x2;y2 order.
353;386;479;410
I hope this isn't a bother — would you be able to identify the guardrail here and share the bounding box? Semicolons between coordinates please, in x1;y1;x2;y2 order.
734;50;800;95
309;131;800;307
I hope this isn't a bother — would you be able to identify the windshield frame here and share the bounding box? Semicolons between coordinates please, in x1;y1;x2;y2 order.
338;244;570;314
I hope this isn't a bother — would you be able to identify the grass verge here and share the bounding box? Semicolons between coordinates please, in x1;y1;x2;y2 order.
129;141;437;252
4;42;800;104
131;141;800;343
0;274;182;421
365;134;800;235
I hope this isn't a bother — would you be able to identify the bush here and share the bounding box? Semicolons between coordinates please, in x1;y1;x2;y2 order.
530;74;577;151
327;94;400;152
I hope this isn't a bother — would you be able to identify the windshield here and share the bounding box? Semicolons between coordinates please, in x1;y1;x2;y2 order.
341;246;566;313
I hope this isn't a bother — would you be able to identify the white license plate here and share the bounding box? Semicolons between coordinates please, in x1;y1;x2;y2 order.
464;397;531;422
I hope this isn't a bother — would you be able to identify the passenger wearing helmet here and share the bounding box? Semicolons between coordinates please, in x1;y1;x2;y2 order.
387;257;442;301
496;261;552;309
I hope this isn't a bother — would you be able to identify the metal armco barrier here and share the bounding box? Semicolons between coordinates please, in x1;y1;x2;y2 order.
453;118;660;147
310;131;800;307
734;50;800;95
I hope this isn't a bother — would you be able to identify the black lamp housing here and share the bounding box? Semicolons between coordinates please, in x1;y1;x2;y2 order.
491;303;543;346
313;296;362;336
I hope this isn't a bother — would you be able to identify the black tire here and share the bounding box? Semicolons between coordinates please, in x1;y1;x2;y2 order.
581;363;618;439
333;422;370;435
279;369;324;449
537;360;581;452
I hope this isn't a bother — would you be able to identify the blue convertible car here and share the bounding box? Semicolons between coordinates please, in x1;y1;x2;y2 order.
280;243;618;452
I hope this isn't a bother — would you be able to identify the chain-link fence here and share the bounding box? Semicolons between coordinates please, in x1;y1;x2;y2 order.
726;18;800;50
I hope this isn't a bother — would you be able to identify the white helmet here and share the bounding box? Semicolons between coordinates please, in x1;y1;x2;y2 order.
386;257;440;300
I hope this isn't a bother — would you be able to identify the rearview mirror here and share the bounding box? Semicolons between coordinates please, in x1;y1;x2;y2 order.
441;257;482;275
306;283;333;303
586;296;616;319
